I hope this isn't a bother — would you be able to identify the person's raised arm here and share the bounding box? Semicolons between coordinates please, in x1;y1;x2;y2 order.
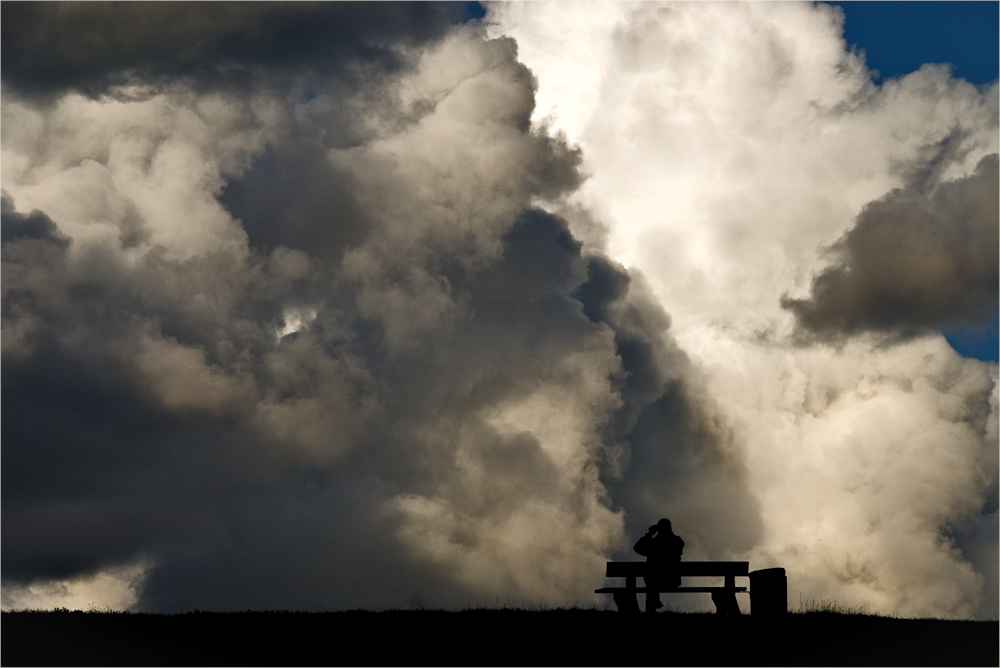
634;525;658;556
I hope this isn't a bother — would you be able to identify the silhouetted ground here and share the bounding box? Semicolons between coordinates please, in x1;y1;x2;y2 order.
2;608;996;666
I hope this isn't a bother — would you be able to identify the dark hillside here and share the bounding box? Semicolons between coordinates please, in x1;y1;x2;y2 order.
2;608;996;667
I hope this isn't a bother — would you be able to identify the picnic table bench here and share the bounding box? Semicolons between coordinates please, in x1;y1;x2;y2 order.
596;561;749;614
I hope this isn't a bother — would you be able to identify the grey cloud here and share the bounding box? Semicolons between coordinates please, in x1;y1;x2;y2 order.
614;387;765;560
783;153;999;340
0;199;686;611
1;191;69;247
1;2;460;101
574;254;764;561
601;293;765;561
0;5;785;614
2;20;728;612
220;140;375;260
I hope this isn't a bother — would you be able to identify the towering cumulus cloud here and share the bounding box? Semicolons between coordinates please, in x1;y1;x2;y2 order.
490;1;997;618
1;1;664;612
2;2;996;618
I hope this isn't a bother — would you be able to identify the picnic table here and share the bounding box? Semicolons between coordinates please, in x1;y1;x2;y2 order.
596;561;749;614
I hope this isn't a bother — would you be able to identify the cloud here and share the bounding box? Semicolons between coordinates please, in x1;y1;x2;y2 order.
492;0;998;618
1;560;148;611
2;1;996;619
0;2;460;101
1;19;687;612
783;154;999;339
1;191;70;247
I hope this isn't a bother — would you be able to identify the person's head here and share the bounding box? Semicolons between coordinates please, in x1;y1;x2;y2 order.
657;518;672;533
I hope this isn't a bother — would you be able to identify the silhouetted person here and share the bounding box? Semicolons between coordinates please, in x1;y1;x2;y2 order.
634;518;683;612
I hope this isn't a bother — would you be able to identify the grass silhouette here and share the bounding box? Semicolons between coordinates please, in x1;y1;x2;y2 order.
3;604;997;666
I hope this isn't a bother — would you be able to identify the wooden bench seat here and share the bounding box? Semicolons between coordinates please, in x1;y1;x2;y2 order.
596;561;749;615
595;586;748;594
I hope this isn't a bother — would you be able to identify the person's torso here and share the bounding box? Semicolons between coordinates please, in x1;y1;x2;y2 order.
646;533;683;562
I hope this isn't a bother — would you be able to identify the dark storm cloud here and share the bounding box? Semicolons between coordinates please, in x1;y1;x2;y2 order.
3;18;742;611
219;140;374;258
1;191;69;247
783;154;999;340
2;196;293;581
128;208;757;612
0;1;460;100
0;193;692;610
130;211;622;610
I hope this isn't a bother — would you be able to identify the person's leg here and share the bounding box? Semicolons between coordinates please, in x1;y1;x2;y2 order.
645;576;663;613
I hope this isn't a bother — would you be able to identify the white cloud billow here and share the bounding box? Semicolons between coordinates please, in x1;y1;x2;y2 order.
490;1;998;618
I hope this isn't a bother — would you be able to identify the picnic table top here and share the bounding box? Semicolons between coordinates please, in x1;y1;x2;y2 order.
606;561;749;577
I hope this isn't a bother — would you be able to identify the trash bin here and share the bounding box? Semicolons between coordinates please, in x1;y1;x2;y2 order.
749;567;787;616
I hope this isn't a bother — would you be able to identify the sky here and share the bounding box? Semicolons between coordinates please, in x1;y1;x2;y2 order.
1;2;997;619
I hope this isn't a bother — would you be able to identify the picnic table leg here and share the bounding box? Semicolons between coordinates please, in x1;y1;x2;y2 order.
614;575;640;615
711;576;741;615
